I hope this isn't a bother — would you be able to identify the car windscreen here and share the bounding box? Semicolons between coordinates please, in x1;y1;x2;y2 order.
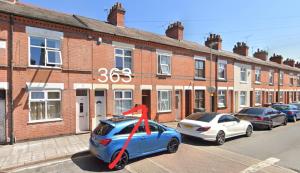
238;108;265;115
93;122;114;136
272;105;289;111
186;113;217;122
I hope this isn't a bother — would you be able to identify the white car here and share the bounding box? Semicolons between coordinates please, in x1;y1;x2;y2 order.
177;113;253;145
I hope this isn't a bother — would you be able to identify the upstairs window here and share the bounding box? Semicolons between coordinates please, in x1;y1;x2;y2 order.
269;70;274;85
218;61;227;80
29;36;62;67
157;54;171;75
255;68;261;83
279;72;284;85
289;74;294;86
195;60;205;79
240;67;247;82
115;48;132;70
298;76;300;86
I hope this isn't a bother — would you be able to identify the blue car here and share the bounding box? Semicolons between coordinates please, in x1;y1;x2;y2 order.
272;104;300;122
89;116;181;170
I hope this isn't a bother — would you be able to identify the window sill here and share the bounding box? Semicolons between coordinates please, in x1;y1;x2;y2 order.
218;79;227;82
194;77;206;81
240;105;248;108
269;84;274;86
28;66;62;70
240;81;248;84
157;111;172;114
255;81;261;84
28;118;63;124
156;74;171;79
255;103;262;106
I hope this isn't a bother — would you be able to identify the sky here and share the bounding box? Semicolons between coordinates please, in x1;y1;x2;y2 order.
21;0;300;61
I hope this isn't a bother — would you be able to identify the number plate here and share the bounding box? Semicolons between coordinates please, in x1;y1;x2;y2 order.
184;124;193;129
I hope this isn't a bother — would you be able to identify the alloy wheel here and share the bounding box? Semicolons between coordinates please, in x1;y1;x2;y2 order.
216;131;225;145
111;151;128;170
167;138;179;153
245;126;253;137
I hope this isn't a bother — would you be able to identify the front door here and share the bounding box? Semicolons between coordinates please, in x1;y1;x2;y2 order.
95;90;106;124
76;90;89;132
142;90;151;119
185;90;191;117
0;90;6;143
175;91;181;120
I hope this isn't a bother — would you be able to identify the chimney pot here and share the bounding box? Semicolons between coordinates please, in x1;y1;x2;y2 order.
165;21;184;40
254;49;268;61
269;53;283;64
107;2;126;27
205;33;222;50
283;58;295;67
233;42;249;56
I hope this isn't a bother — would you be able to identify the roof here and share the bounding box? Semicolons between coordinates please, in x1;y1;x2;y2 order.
0;1;300;72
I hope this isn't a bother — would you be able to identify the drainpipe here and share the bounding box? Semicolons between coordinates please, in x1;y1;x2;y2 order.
8;14;14;145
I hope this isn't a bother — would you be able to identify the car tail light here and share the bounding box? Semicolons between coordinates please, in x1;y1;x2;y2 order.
196;127;211;132
99;139;112;146
287;111;293;115
255;116;264;121
177;123;181;128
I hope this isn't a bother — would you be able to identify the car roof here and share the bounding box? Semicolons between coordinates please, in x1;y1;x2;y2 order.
100;116;156;128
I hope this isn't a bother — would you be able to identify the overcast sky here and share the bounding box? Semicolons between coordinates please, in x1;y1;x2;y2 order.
21;0;300;61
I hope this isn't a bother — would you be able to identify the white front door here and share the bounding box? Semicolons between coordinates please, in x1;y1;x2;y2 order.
76;90;89;132
175;91;181;120
95;90;106;125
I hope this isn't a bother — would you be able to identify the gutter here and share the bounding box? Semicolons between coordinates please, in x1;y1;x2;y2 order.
8;14;14;144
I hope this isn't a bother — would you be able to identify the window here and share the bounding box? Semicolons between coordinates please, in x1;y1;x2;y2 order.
157;54;171;75
240;91;247;106
269;70;274;85
114;90;133;115
255;68;261;83
218;115;236;123
218;62;226;80
195;90;205;109
186;113;217;122
157;90;172;112
240;67;247;82
279;72;284;85
268;92;273;104
297;76;300;86
289;74;294;86
218;90;226;108
115;48;132;70
116;124;134;135
195;60;205;79
93;122;114;136
279;91;284;103
29;90;61;122
149;123;159;132
255;91;261;105
29;36;62;67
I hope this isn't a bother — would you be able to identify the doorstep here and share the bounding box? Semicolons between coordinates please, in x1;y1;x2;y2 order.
0;133;90;172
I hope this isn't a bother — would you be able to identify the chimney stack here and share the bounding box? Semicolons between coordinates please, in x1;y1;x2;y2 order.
165;21;184;40
283;58;295;67
107;2;125;27
269;53;283;64
233;42;249;56
295;62;300;68
253;49;268;61
205;33;222;50
1;0;17;3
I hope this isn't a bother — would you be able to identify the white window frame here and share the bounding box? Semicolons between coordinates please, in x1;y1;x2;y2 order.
268;92;273;104
289;73;294;86
218;90;226;108
157;90;172;112
269;70;274;85
195;90;205;109
195;59;205;79
29;90;62;123
240;67;247;82
157;53;171;75
255;91;261;106
255;67;261;83
28;36;62;67
240;91;247;106
114;48;133;71
279;71;284;85
114;90;133;115
218;62;227;80
279;91;284;103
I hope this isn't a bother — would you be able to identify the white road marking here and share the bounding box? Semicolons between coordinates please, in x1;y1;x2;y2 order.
147;158;172;173
240;157;280;173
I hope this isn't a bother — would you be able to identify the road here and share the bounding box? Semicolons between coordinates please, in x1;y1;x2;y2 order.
9;122;300;173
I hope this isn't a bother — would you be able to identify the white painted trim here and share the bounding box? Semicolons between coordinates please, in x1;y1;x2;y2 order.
73;83;92;90
140;85;152;90
174;86;184;90
184;86;193;90
218;87;227;90
156;49;172;56
26;26;63;39
156;85;173;90
93;84;109;90
228;87;234;90
112;84;135;90
0;40;6;49
194;86;206;90
194;56;206;61
26;82;64;90
218;59;227;64
0;82;8;90
112;41;135;49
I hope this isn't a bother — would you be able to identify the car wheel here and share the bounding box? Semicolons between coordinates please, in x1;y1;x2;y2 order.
111;151;129;170
167;138;179;153
283;118;288;126
216;131;225;145
267;121;273;130
245;126;253;137
293;116;297;123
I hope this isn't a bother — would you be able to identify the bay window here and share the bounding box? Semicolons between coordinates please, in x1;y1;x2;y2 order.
158;90;172;112
29;90;61;122
115;48;132;70
114;90;133;115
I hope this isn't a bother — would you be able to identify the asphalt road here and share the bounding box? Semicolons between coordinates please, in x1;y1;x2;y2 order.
9;121;300;173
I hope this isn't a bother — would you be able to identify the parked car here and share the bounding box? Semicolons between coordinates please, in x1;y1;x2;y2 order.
176;113;252;145
272;104;300;122
235;107;287;130
89;116;181;170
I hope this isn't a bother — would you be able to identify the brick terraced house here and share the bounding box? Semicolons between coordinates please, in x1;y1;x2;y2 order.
0;0;300;143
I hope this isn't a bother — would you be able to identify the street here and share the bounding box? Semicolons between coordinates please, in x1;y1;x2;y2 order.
9;121;300;173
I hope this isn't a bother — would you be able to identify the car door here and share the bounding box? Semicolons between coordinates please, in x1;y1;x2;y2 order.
218;115;237;137
141;122;167;153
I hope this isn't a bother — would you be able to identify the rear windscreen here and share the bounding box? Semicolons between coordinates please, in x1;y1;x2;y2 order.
93;122;114;136
239;108;265;115
272;105;289;111
186;113;217;122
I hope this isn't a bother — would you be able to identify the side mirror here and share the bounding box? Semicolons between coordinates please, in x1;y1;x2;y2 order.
158;126;165;133
235;118;240;123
